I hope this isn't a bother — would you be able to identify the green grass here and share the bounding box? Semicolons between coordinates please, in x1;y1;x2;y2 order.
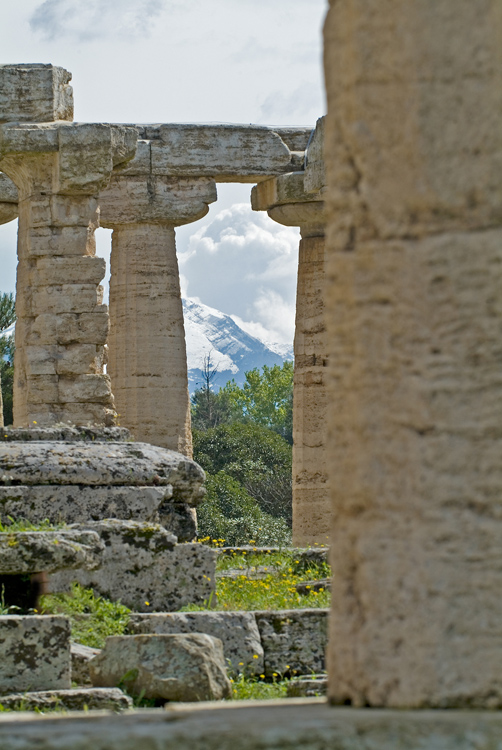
41;583;130;649
230;673;289;700
0;518;66;532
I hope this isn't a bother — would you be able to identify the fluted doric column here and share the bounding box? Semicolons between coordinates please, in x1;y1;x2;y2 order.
252;119;328;546
0;64;136;427
324;0;502;707
100;158;217;456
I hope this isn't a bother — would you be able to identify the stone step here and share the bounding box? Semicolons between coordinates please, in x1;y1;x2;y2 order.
0;688;132;712
286;676;328;698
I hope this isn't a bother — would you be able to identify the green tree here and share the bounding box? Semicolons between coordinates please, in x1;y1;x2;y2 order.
0;292;15;425
191;353;238;430
220;362;294;443
194;422;292;526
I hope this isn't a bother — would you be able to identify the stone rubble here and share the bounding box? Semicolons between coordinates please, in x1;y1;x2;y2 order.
89;633;232;702
0;688;132;712
70;642;101;686
50;520;217;612
0;616;71;695
0;530;103;574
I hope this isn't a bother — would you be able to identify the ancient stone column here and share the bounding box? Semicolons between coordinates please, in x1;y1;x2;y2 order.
0;172;18;427
324;0;502;707
100;159;217;456
252;120;328;546
0;64;136;427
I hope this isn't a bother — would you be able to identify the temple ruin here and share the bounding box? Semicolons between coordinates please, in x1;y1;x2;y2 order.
0;65;328;545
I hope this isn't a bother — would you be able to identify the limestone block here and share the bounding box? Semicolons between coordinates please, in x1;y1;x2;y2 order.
274;127;313;153
0;530;103;574
99;175;217;227
71;642;101;686
3;704;502;749
255;609;329;677
251;172;309;211
26;374;58;404
323;0;502;238
0;172;17;224
58;374;114;404
34;256;106;286
0;616;70;694
128;611;264;676
0;425;130;442
29;313;109;346
149;124;292;180
0;123;59;157
304;117;325;195
49;521;217;612
25;226;96;258
89;633;232;702
158;503;197;542
286;676;327;697
0;688;132;712
0;442;205;501
49;195;99;228
56;344;105;376
30;284;103;316
0;485;168;526
0;64;73;123
56;123;137;195
24;403;116;428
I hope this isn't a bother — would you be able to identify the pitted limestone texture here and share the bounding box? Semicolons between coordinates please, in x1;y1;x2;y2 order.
0;171;17;224
0;530;103;574
0;426;131;442
0;615;70;695
0;64;74;124
0;688;132;711
128;611;264;676
0;486;168;526
89;633;232;702
50;521;217;612
286;676;327;698
0;442;205;504
255;609;329;677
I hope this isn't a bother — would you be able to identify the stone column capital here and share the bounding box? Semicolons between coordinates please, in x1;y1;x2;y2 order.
99;171;217;229
0;172;18;225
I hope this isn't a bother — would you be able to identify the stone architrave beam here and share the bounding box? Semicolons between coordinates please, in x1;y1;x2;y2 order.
99;161;217;456
0;64;137;428
251;118;329;547
324;0;502;708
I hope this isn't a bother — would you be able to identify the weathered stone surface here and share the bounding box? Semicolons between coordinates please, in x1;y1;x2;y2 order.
0;172;17;224
0;530;103;574
304;116;325;196
158;503;197;542
129;124;298;181
2;703;502;749
0;426;130;442
0;64;73;123
324;0;502;708
50;521;217;611
255;609;328;677
295;579;331;595
286;676;327;697
0;616;70;694
71;642;100;686
0;688;132;711
0;485;167;526
90;634;232;702
0;442;205;504
128;611;264;676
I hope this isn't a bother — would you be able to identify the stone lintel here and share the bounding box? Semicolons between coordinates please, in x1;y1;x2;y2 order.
1;703;502;748
116;123;312;180
0;64;74;124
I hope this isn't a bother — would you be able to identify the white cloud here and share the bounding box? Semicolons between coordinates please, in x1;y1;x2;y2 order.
30;0;168;41
179;203;299;346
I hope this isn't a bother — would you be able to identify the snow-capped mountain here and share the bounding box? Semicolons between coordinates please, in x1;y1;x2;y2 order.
183;297;293;393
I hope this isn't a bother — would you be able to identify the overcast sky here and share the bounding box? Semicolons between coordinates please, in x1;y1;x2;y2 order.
0;0;327;346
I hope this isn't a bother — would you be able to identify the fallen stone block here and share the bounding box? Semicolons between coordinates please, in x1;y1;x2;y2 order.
0;530;103;574
254;609;329;677
50;521;217;611
128;611;264;676
71;642;100;686
0;688;132;712
90;634;232;702
0;616;70;694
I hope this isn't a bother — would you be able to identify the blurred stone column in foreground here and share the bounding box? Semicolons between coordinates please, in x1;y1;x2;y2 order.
324;0;502;707
100;156;217;456
0;64;136;427
252;118;328;546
